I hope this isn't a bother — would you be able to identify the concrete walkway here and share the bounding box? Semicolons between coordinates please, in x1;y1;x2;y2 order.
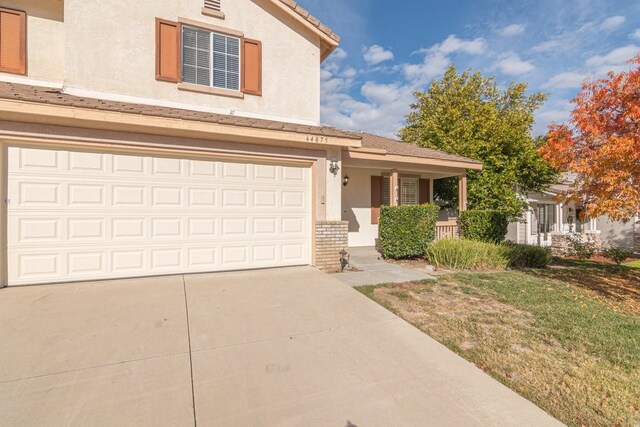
0;267;561;426
334;246;434;286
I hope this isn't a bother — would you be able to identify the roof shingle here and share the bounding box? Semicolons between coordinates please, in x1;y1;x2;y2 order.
278;0;340;42
350;131;482;165
0;82;356;139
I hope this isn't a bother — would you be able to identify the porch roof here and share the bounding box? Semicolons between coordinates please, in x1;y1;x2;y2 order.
344;132;483;171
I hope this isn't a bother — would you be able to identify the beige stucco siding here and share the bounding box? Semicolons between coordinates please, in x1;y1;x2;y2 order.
0;0;64;84
596;217;636;250
63;0;321;123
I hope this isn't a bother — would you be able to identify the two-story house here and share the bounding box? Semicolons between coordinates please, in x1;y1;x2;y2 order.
0;0;481;286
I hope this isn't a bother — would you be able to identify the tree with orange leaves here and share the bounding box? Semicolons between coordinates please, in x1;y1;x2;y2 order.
539;55;640;221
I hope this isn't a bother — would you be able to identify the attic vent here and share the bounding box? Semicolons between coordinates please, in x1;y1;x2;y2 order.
204;0;221;11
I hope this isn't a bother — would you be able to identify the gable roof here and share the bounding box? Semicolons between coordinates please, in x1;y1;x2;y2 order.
350;131;483;167
272;0;340;61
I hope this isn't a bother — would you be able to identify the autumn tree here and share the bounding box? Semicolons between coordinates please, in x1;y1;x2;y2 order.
539;56;640;221
400;65;557;219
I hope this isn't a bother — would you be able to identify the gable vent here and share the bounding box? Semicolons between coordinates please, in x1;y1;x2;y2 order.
204;0;221;11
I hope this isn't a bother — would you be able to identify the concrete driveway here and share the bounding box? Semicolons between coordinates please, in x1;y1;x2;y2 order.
0;267;561;426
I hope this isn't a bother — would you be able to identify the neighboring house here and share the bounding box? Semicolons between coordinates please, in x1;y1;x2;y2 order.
0;0;480;287
507;177;638;251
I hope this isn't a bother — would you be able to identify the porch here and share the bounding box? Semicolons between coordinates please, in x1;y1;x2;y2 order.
340;134;480;248
508;194;599;247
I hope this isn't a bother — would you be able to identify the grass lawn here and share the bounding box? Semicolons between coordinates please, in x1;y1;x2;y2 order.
357;261;640;426
624;259;640;269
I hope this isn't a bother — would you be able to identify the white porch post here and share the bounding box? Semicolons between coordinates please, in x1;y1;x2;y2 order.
524;209;531;245
556;204;563;233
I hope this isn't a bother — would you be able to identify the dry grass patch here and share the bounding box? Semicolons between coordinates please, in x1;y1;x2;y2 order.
357;269;640;427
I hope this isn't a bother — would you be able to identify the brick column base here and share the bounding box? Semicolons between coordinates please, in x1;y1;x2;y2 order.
314;221;348;272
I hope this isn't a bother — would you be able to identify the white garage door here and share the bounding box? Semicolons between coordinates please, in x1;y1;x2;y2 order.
7;147;312;286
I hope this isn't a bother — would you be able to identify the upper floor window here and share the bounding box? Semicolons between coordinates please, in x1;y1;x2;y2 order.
182;26;240;91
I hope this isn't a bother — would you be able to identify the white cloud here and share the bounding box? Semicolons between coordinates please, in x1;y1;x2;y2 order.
534;100;573;135
402;52;451;87
631;29;640;40
330;48;348;60
362;45;394;65
541;72;588;89
586;44;640;73
493;53;535;75
600;16;626;31
427;35;487;55
321;81;414;137
500;24;525;36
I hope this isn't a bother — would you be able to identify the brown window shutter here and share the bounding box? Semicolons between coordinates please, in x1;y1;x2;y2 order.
371;176;383;224
242;38;262;95
156;18;180;83
0;7;27;75
419;179;431;204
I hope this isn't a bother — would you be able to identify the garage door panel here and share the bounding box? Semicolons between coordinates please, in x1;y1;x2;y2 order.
7;147;312;285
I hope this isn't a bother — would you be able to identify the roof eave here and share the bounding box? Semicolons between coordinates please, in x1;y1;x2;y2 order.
344;147;483;170
270;0;340;63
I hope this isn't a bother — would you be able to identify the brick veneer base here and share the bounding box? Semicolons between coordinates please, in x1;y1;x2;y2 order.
314;221;349;272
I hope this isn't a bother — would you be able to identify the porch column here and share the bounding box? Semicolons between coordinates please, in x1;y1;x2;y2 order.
556;204;563;233
390;169;399;206
458;173;467;212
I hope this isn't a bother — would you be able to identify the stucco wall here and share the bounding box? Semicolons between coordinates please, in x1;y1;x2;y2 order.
596;217;636;250
62;0;321;123
341;168;380;247
0;0;64;84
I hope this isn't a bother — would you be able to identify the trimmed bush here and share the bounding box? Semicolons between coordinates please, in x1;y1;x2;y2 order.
426;238;510;270
379;204;440;259
426;239;552;270
503;243;552;268
602;246;632;265
460;210;508;243
567;233;597;259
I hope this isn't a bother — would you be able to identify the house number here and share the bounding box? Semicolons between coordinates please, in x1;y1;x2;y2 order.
306;135;330;144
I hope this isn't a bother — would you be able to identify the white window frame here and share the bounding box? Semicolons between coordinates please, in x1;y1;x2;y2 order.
181;25;241;92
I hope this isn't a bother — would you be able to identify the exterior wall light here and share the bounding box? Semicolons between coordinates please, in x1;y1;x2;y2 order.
342;175;350;187
329;158;340;176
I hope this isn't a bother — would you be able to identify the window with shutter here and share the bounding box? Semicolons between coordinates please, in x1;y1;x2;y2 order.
382;176;391;206
400;178;419;205
0;7;27;75
181;25;240;91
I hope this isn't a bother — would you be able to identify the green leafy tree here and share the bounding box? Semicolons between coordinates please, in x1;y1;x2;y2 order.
399;65;557;219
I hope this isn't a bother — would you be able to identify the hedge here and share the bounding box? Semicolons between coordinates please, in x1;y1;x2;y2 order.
460;210;509;243
503;243;552;268
379;204;440;259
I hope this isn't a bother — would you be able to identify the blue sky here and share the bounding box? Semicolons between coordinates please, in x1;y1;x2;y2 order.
297;0;640;137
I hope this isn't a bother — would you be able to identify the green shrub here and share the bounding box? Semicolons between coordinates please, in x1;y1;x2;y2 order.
425;238;509;270
567;233;597;259
503;243;552;268
379;204;440;259
460;210;508;243
425;239;552;270
602;246;632;265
